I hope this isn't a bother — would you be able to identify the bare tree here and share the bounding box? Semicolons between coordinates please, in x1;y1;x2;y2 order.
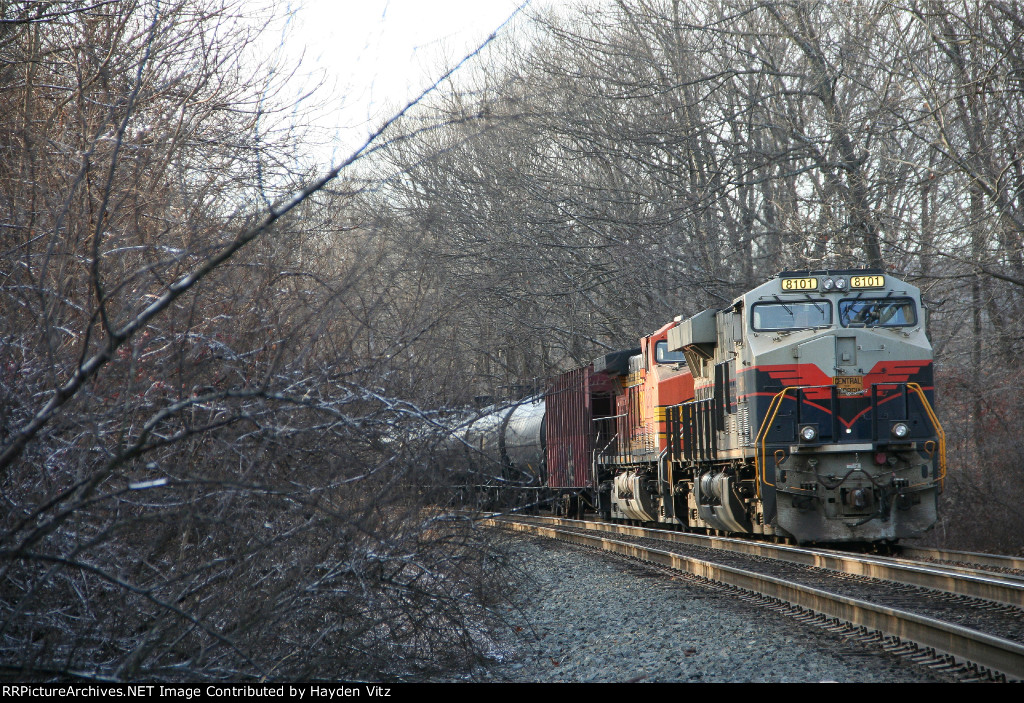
0;0;528;681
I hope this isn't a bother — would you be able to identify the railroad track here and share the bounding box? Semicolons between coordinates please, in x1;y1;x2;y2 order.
484;514;1024;682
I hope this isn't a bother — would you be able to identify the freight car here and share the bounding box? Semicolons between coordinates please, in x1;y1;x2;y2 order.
448;395;546;509
464;269;945;544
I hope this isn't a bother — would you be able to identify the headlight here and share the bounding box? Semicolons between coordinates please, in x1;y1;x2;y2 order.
822;277;834;290
799;424;818;442
891;422;910;439
835;277;848;290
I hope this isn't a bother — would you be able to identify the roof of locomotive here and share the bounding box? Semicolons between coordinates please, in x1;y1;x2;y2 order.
775;267;885;278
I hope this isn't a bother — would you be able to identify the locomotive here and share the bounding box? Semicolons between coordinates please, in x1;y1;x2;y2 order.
456;269;945;544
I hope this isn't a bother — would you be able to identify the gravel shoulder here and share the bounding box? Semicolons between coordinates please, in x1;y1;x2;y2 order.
452;535;955;683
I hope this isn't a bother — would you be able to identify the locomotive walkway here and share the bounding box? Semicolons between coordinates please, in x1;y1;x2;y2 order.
485;514;1024;682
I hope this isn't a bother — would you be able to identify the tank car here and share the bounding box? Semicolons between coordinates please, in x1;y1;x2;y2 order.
448;396;546;508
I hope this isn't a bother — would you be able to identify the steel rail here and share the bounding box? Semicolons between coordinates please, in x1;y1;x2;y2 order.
498;515;1024;608
811;547;1024;582
489;517;1024;681
897;546;1024;573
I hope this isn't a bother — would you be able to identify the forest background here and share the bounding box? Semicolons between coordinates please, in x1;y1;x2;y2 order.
2;0;1022;682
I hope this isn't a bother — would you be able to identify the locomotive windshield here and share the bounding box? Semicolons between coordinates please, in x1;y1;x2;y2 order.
751;301;831;331
838;297;916;327
655;340;686;364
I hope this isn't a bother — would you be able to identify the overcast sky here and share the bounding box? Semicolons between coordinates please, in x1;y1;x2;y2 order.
276;0;532;164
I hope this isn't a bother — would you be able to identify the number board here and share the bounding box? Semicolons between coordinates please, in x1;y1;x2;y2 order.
850;275;885;289
780;277;818;291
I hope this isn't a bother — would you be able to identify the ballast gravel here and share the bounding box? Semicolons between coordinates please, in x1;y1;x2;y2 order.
458;535;954;683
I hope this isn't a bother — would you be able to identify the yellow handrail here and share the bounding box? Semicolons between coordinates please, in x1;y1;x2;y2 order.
754;386;800;496
906;383;947;487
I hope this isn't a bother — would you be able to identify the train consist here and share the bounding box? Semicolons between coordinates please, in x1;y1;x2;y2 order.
454;269;945;544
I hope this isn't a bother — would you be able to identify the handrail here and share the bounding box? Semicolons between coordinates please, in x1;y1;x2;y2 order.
754;386;800;495
592;415;622;463
906;382;947;487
